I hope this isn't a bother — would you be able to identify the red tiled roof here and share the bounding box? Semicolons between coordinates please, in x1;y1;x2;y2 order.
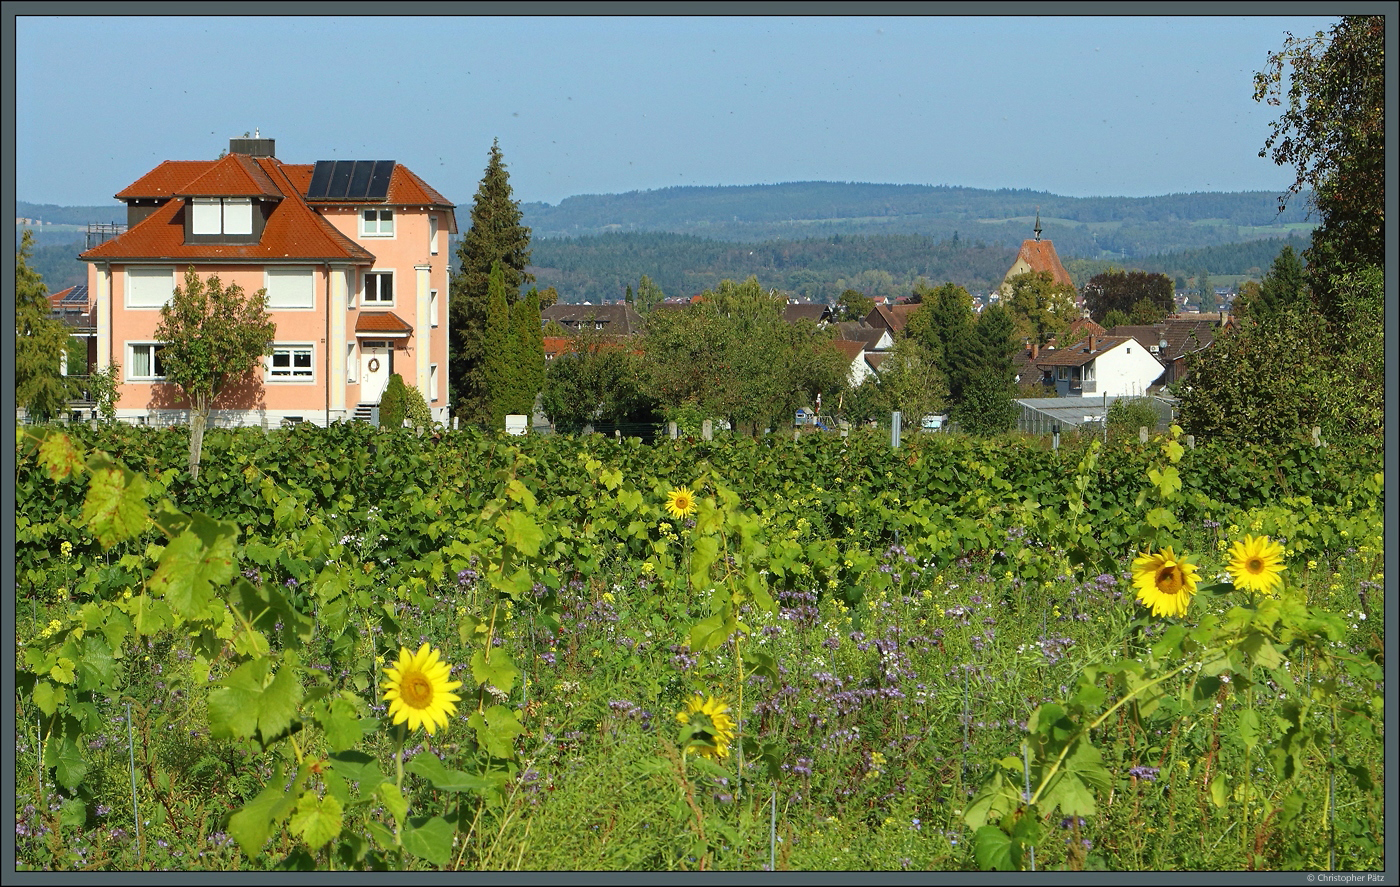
543;336;573;358
90;152;456;264
355;312;414;335
1034;335;1152;368
865;304;917;334
828;339;866;362
115;161;218;199
1009;239;1075;290
81;156;376;264
175;153;282;198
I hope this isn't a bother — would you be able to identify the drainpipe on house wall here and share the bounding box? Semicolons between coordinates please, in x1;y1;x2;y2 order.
325;264;331;427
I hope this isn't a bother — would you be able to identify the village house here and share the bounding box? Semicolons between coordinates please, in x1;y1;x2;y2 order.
1033;334;1164;398
79;136;457;427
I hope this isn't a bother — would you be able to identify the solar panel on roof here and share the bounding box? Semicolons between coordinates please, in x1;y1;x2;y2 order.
328;162;354;198
62;285;89;304
305;159;396;200
306;161;335;198
367;161;395;198
348;162;373;198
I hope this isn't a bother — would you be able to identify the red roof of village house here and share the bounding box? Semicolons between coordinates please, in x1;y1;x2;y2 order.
176;153;283;198
116;161;220;200
87;152;457;263
1010;239;1075;290
83;157;378;264
828;339;866;362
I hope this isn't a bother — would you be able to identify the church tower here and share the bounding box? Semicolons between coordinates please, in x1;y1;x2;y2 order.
999;208;1076;299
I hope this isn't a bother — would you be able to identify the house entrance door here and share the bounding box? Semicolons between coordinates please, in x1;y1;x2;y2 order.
360;341;392;403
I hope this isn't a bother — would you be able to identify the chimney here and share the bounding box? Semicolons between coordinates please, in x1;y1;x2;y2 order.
1086;334;1096;352
1031;342;1040;359
229;136;276;157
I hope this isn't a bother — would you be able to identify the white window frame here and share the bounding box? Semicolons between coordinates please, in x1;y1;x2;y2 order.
265;267;316;310
1057;366;1069;381
360;208;395;238
191;197;253;235
429;363;439;402
346;342;358;383
430;289;439;327
126;267;175;308
266;343;316;382
223;197;253;235
363;270;395;306
127;342;168;381
429;216;439;254
191;198;222;235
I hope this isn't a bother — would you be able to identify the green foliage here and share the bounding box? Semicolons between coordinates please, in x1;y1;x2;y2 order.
378;374;407;429
1106;397;1161;440
634;274;667;316
402;384;433;430
541;328;657;433
834;288;875;322
15;229;80;420
643;277;847;436
506;286;545;417
1081;270;1175;324
451;139;534;424
863;336;948;423
1237;245;1308;317
1254;15;1384;284
949;304;1017;435
12;421;1382;872
483;263;511;429
1177;280;1381;447
1003;271;1078;345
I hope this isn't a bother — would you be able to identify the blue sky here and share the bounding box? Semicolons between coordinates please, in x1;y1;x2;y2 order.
15;13;1339;210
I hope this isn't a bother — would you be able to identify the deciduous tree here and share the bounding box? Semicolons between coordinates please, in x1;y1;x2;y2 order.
1082;270;1174;324
1003;270;1078;345
1254;14;1384;287
153;268;275;480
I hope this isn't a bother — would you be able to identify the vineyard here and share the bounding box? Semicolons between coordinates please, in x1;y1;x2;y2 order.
13;422;1384;871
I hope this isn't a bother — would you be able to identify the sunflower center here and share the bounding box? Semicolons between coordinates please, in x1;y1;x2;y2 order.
1246;557;1264;574
1156;566;1183;595
401;673;435;709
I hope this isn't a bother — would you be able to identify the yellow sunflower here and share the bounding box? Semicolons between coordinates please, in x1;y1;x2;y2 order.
676;693;736;761
1227;534;1286;596
1131;546;1200;619
383;643;462;735
665;487;698;519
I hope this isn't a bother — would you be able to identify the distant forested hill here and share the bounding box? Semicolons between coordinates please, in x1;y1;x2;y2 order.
529;232;1018;304
18;186;1312;301
521;182;1314;250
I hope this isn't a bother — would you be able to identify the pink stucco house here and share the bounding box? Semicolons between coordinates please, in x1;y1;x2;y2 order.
80;136;457;426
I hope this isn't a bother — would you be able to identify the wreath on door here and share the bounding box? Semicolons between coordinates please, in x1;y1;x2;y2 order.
367;358;380;373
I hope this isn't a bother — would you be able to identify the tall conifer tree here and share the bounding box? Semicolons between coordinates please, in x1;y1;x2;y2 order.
482;262;511;429
451;139;534;423
15;230;79;421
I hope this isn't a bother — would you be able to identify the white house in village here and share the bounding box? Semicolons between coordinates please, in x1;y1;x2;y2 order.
1033;335;1164;398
